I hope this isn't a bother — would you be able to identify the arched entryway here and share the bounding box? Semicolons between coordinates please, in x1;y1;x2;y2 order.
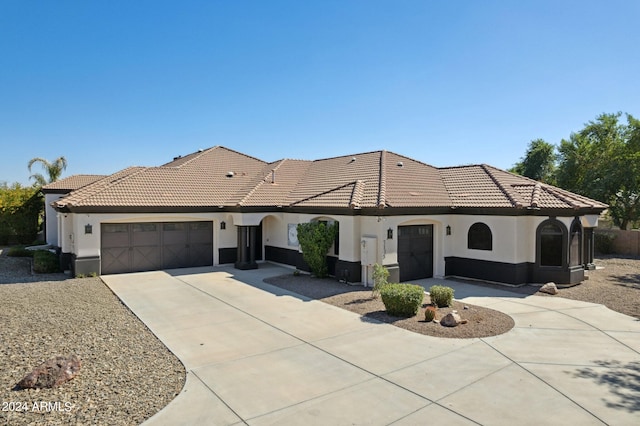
534;218;584;284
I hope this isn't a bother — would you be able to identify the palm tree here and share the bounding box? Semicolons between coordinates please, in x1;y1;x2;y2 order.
28;156;67;186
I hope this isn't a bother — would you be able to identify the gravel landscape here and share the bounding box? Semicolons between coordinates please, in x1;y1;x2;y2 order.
265;256;640;339
1;245;637;425
0;251;185;426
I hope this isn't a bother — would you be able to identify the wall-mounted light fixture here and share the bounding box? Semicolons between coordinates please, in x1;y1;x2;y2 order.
446;225;451;236
85;224;93;234
220;221;226;230
387;228;393;239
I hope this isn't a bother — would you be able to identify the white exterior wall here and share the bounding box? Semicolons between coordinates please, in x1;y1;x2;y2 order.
44;193;65;246
61;208;595;282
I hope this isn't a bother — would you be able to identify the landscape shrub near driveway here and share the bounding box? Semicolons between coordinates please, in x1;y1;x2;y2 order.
379;283;425;317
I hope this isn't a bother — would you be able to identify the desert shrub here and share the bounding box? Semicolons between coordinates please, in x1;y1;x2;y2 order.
424;305;437;322
594;232;616;255
380;283;425;317
429;285;454;308
33;250;60;273
6;246;34;257
296;221;337;278
371;263;390;298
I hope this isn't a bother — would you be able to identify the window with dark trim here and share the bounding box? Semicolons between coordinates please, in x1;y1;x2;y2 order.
569;219;582;266
468;222;492;250
540;222;563;266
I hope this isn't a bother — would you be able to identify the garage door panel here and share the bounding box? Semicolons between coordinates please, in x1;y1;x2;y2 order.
132;223;160;245
189;222;213;244
101;221;213;274
163;244;190;269
101;247;130;275
101;224;129;247
133;246;162;271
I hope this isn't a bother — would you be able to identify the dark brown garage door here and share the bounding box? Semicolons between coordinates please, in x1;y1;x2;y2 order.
398;225;433;282
101;221;213;274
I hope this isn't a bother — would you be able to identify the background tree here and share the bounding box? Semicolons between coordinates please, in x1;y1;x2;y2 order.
0;182;42;244
556;112;640;229
509;139;556;183
28;156;67;186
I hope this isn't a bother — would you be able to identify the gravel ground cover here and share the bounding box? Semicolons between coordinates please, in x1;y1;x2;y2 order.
0;249;185;426
264;275;516;339
265;256;640;339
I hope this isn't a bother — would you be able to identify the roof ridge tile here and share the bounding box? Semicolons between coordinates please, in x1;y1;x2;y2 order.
377;151;387;208
481;164;523;208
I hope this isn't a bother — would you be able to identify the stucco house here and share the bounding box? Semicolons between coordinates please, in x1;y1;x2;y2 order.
43;146;607;285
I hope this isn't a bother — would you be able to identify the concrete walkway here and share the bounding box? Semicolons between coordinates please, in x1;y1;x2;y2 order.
102;264;640;425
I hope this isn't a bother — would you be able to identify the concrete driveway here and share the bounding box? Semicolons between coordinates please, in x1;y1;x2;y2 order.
102;264;640;425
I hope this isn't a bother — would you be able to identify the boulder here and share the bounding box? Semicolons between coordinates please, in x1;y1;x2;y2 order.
17;355;81;389
539;282;558;295
440;312;462;327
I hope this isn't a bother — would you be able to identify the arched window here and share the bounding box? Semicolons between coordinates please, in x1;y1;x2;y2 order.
539;221;565;267
468;222;492;250
569;219;582;266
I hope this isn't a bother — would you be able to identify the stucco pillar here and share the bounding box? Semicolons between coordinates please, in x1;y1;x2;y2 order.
235;226;258;270
583;228;595;270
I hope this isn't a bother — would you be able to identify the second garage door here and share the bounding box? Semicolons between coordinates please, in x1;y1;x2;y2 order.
101;221;213;274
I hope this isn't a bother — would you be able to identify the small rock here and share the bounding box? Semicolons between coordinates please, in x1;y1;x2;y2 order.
17;354;82;389
463;305;469;310
440;312;462;327
539;282;558;295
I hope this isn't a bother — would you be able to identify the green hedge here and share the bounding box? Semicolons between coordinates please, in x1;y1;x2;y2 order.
33;250;60;273
0;183;42;245
6;246;35;257
380;283;425;317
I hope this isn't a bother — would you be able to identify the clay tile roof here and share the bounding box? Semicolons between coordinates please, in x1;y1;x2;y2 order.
55;147;266;209
285;151;384;208
42;174;106;192
237;159;312;207
384;152;451;207
54;145;608;213
440;165;515;208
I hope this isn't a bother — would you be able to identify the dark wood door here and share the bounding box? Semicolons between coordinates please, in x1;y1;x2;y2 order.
398;225;433;282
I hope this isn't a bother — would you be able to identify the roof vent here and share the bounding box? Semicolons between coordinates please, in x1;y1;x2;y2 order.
198;148;204;152
351;157;357;162
173;155;182;160
226;171;235;178
397;161;404;167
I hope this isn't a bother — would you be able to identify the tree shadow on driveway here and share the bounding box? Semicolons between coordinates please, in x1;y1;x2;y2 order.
573;360;640;413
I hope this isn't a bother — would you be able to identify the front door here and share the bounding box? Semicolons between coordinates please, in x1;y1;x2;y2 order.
398;224;434;282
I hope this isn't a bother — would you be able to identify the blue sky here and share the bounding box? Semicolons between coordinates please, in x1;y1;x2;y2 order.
2;1;639;185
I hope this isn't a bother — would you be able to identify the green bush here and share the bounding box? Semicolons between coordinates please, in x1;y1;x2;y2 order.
0;183;42;245
296;221;337;278
594;232;616;255
429;285;454;308
371;263;390;298
6;246;34;257
380;283;425;317
33;250;60;273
